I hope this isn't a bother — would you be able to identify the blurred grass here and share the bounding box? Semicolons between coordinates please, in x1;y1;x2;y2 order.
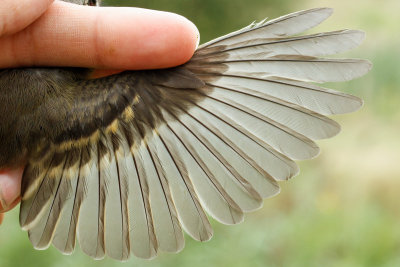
1;0;400;266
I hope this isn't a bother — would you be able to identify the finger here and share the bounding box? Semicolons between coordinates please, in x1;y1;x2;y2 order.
0;1;200;69
0;168;23;213
90;69;124;79
0;0;54;36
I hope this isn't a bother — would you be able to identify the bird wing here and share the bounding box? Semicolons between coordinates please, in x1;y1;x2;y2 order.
19;8;371;260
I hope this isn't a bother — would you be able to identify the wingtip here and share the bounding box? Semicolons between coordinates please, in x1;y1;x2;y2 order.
340;94;364;114
342;29;367;45
302;7;334;17
356;29;367;42
323;7;334;14
355;59;373;79
261;182;281;200
33;244;52;251
365;59;373;71
315;7;334;15
316;7;334;21
57;247;75;256
354;97;365;112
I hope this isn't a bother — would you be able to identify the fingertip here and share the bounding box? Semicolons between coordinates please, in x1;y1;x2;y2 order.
173;14;200;63
94;7;201;69
156;12;200;67
193;21;200;50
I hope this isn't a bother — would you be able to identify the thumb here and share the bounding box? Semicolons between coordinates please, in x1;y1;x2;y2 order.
0;168;23;214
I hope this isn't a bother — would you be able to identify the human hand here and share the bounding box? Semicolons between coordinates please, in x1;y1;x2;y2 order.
0;0;199;223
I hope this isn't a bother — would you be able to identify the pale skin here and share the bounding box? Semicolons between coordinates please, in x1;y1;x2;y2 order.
0;0;199;224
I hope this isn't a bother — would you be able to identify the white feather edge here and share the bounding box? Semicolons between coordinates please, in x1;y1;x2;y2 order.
195;30;366;58
200;8;333;48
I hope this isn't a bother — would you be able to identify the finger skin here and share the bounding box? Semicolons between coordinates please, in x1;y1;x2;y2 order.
0;1;199;69
0;168;23;213
0;0;54;36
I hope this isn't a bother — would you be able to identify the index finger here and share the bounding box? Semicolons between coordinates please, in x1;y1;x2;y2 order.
0;0;54;36
0;1;199;69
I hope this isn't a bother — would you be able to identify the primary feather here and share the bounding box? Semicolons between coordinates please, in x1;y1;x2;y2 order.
12;8;371;260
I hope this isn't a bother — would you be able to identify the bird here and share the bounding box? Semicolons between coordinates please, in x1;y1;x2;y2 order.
0;0;371;261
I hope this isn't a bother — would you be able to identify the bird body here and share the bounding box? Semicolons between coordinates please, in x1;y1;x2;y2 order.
0;2;371;261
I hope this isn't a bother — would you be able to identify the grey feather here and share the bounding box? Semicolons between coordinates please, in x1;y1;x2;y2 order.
18;8;371;260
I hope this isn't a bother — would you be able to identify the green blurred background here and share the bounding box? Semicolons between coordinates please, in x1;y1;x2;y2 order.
1;0;399;266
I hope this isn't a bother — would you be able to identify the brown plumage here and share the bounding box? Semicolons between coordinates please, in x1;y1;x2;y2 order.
0;2;371;261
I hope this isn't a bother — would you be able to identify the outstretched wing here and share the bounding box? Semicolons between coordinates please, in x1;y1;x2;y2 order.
19;8;371;260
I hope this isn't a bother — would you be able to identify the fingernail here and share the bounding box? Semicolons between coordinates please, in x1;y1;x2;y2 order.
184;16;200;50
0;186;8;212
194;25;200;49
